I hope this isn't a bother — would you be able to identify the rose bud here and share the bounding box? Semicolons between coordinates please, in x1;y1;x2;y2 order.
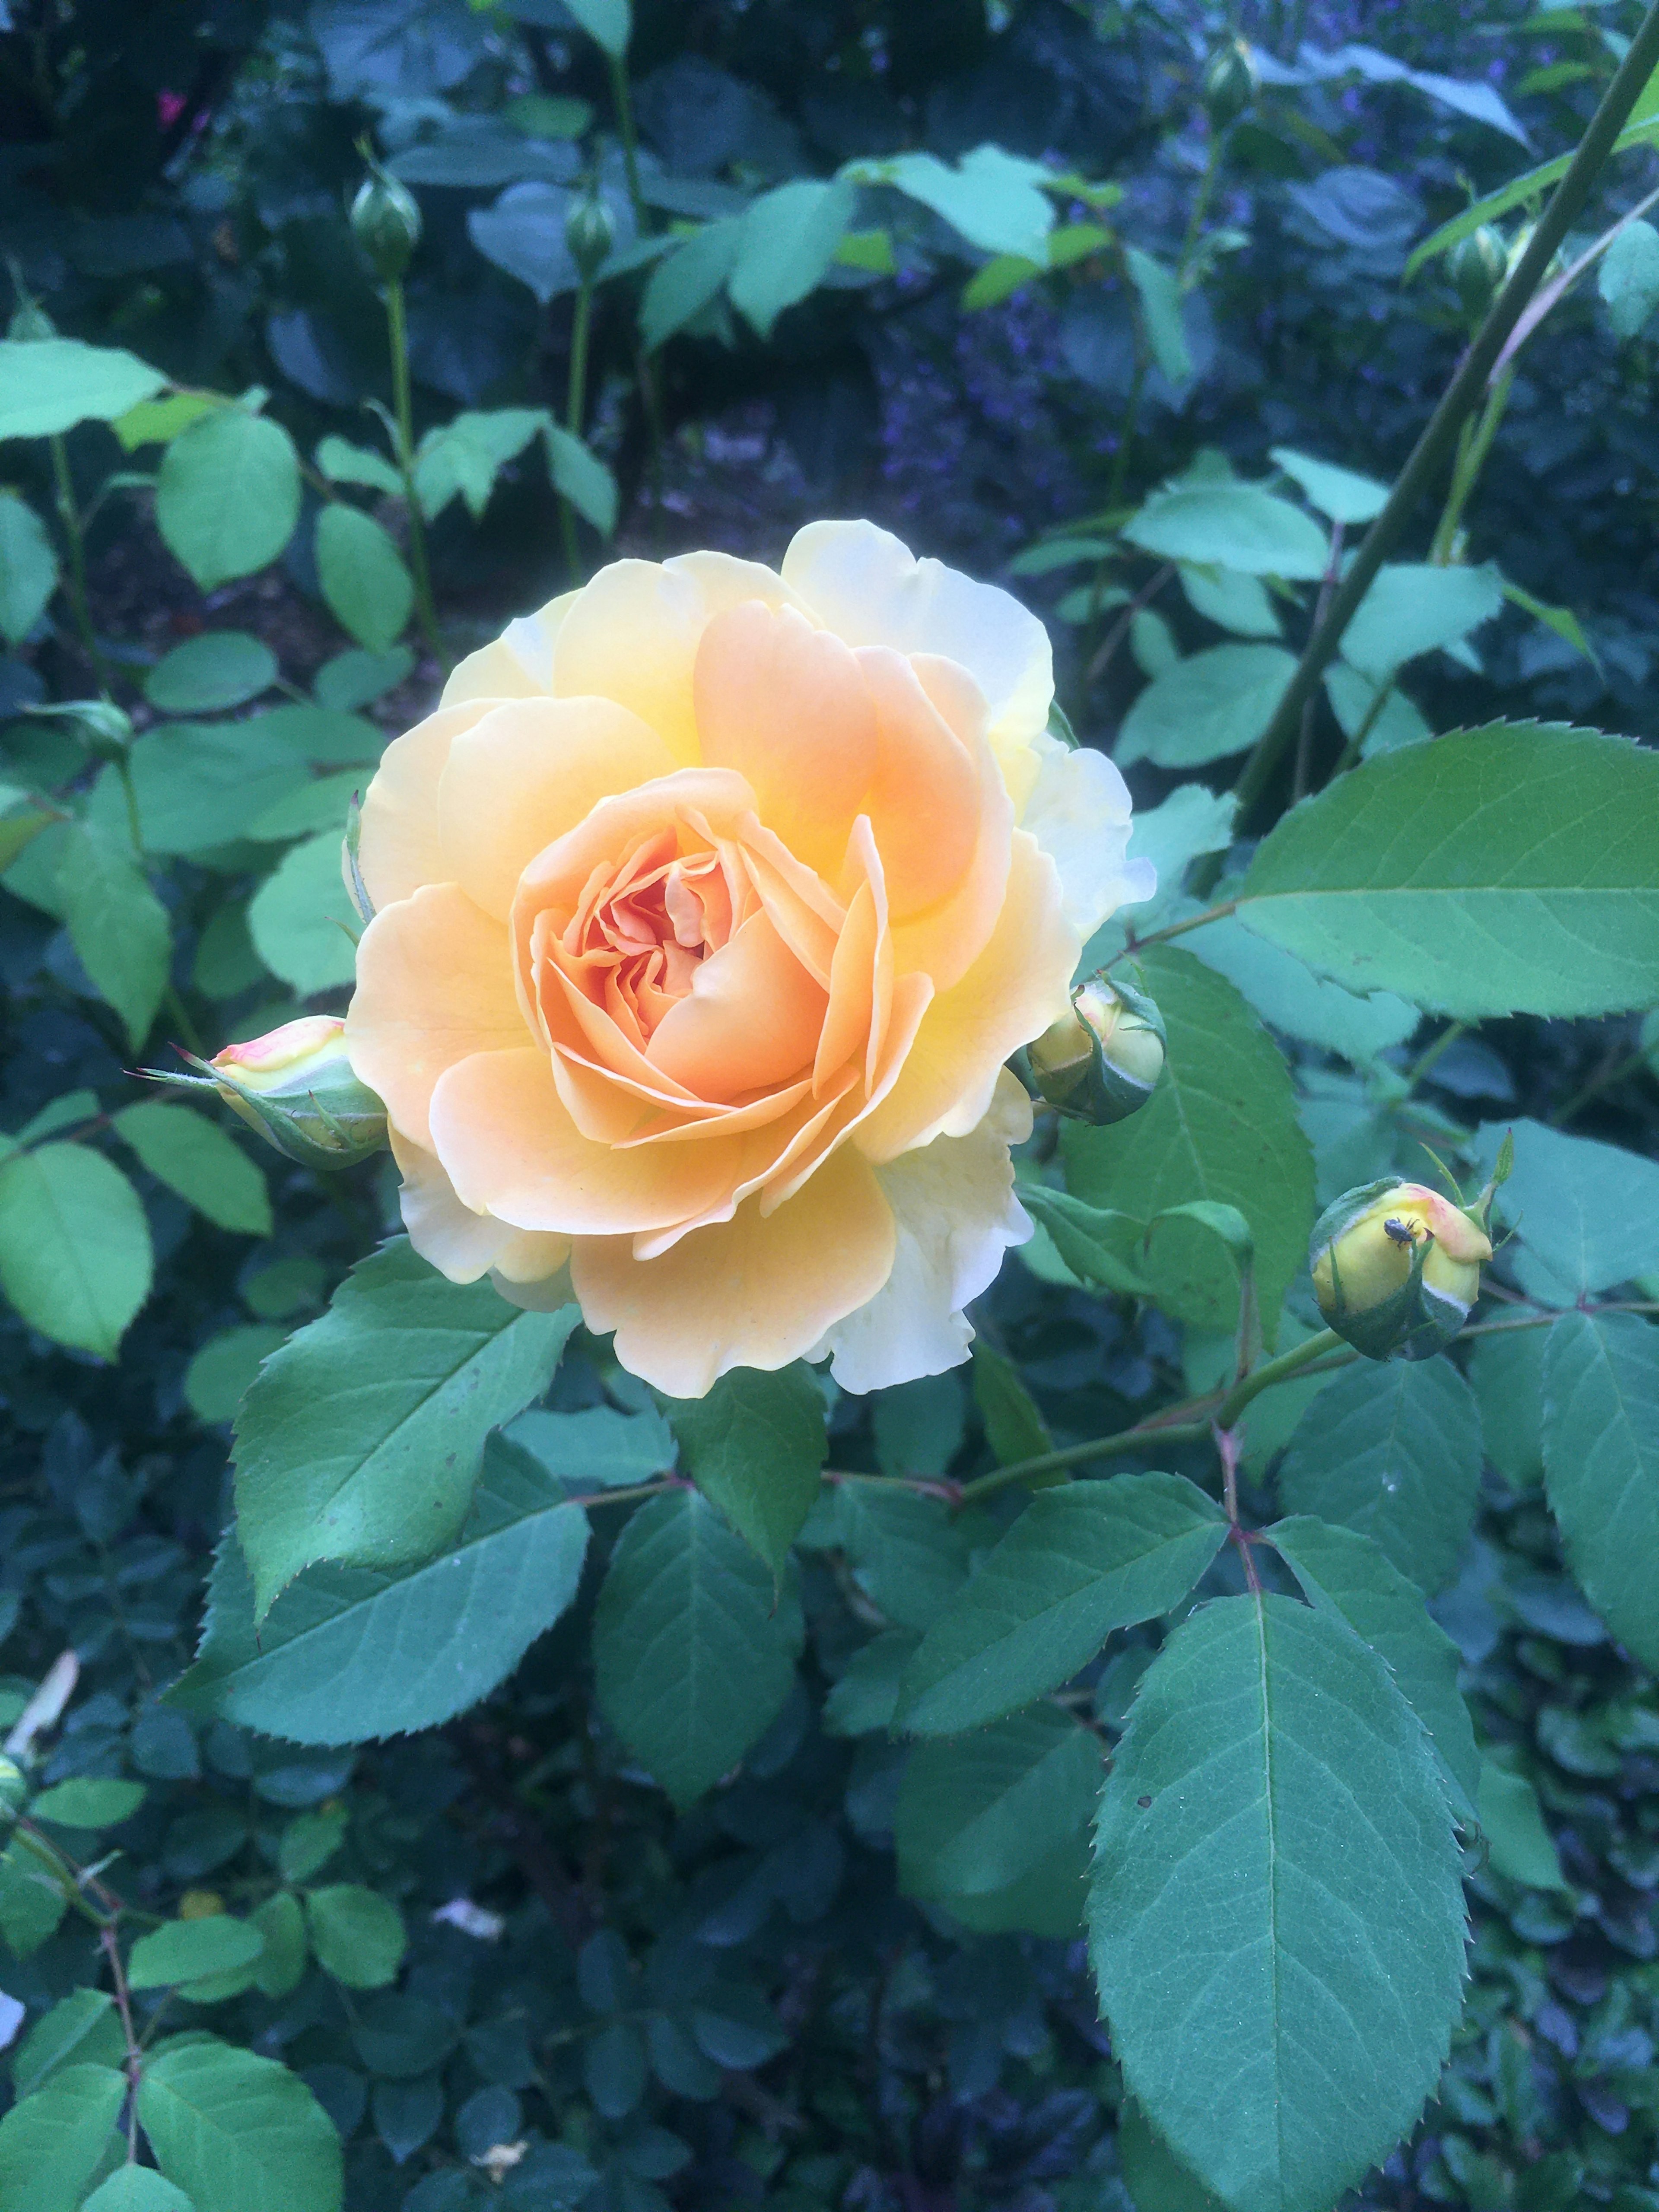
564;191;616;285
1027;973;1166;1125
1310;1178;1494;1361
159;1017;388;1172
1450;225;1508;324
350;162;423;285
1201;37;1259;130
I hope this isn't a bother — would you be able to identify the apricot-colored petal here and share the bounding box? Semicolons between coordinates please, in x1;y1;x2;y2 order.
815;874;878;1093
855;830;1074;1163
552;552;808;765
513;767;757;918
438;695;679;922
357;699;493;910
550;1043;814;1146
781;520;1052;754
810;1070;1032;1392
763;969;932;1212
695;601;877;878
440;592;577;706
571;1141;896;1397
391;1128;571;1287
429;1047;747;1235
646;909;828;1100
347;884;528;1150
856;646;982;919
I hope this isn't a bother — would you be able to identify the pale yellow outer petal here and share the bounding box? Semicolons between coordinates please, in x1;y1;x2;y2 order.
356;700;494;911
391;1128;571;1287
440;592;577;706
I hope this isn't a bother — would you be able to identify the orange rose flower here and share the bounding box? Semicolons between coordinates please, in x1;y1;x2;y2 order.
344;522;1153;1397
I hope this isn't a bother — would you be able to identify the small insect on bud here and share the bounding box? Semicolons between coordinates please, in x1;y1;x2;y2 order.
564;191;616;285
1310;1177;1494;1361
350;160;423;286
1449;225;1508;324
1027;973;1166;1125
151;1016;389;1173
1201;37;1259;131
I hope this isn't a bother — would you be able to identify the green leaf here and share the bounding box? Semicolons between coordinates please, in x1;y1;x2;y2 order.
0;491;58;646
316;434;403;497
232;1239;577;1617
114;1102;271;1236
143;632;278;715
1600;217;1659;335
30;1777;146;1827
0;1834;70;1955
1117;644;1298;769
303;1885;406;1988
413;409;543;522
1178;561;1280;639
1472;1116;1659;1304
136;2037;343;2212
1233;721;1659;1017
728;178;857;339
1063;947;1315;1341
156;407;301;590
1338;561;1504;682
184;1325;287;1425
57;821;170;1046
112;390;216;450
255;703;384;766
0;337;166;439
592;1490;803;1805
562;0;630;54
823;1630;918;1737
1015;1187;1147;1295
1123;246;1192;385
251;1892;307;2000
124;722;310;856
313;506;413;655
896;1474;1227;1735
825;1483;968;1631
1542;1310;1659;1670
1469;1325;1546;1490
897;1707;1098;1937
1268;446;1389;524
971;1339;1056;1463
313;646;413;714
84;2169;197;2212
0;1141;152;1358
1276;1358;1483;1593
173;1436;590;1742
1477;1759;1567;1891
640;219;744;350
845;146;1055;261
247;830;359;995
1323;664;1433;758
1182;909;1421;1060
0;2062;126;2212
128;1916;265;1990
1090;1594;1466;2212
1268;1515;1481;1816
542;422;618;536
509;1402;675;1487
279;1807;347;1883
1404;113;1659;278
12;1991;126;2098
1124;480;1331;579
668;1364;826;1575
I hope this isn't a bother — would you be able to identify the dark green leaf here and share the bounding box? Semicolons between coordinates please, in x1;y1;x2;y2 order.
668;1364;826;1574
58;822;170;1046
303;1885;406;1988
128;1916;264;1990
1542;1310;1659;1669
0;2062;126;2212
143;632;278;715
114;1102;271;1236
0;1141;152;1359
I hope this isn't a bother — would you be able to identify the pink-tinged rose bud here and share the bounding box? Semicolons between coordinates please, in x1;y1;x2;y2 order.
149;1017;388;1172
1310;1177;1494;1361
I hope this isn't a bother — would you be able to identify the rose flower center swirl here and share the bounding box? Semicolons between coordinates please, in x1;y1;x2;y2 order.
344;522;1155;1397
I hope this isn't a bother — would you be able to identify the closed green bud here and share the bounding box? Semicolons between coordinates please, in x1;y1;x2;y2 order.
1310;1177;1494;1361
1202;38;1258;130
1449;225;1507;323
351;164;423;285
1027;973;1166;1125
153;1016;388;1172
0;1757;26;1816
25;698;133;763
564;191;615;283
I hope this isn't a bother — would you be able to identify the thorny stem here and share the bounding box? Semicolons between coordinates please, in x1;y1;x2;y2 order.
381;278;444;666
1087;562;1175;684
100;1923;143;2156
49;434;111;694
1406;1020;1468;1091
1295;522;1344;800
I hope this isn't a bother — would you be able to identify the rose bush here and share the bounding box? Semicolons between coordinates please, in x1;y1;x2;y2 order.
344;521;1152;1396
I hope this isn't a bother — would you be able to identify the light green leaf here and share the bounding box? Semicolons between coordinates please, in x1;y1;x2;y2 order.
845;146;1055;261
1233;722;1659;1017
1276;1358;1482;1593
1468;1325;1546;1490
1338;561;1504;682
233;1239;577;1616
1472;1116;1659;1304
112;390;217;450
542;422;619;535
1182;909;1420;1059
1124;481;1330;578
156;408;302;590
0;337;166;439
640;219;744;351
0;491;58;645
1090;1595;1466;2212
30;1777;146;1827
896;1473;1227;1735
1117;644;1297;769
562;0;630;54
303;1885;405;1988
143;632;278;715
413;408;543;522
57;821;170;1046
128;1916;264;1990
972;1338;1056;1462
1063;947;1315;1341
135;2038;343;2212
256;703;385;766
247;771;359;845
668;1364;826;1575
84;2168;197;2212
172;1436;590;1742
1598;215;1659;336
1178;562;1281;638
1323;663;1432;757
314;505;413;654
1015;1187;1147;1295
728;178;856;339
124;723;309;856
313;646;413;714
0;1141;152;1358
247;830;359;995
508;1403;674;1487
0;2062;126;2212
114;1102;271;1236
1542;1310;1659;1669
184;1325;288;1425
897;1707;1097;1937
12;1991;125;2098
316;434;402;496
0;1834;70;1955
1268;1515;1480;1816
251;1893;307;2000
1268;445;1389;524
1478;1759;1567;1892
592;1489;803;1805
1124;246;1192;385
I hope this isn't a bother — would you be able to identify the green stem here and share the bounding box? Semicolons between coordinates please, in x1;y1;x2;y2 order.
1407;1020;1468;1091
114;756;144;856
954;1417;1214;1506
1549;1044;1650;1125
1328;674;1398;779
1179;132;1224;280
1222;0;1659;831
1429;367;1514;563
557;274;596;584
49;435;110;694
608;52;645;227
1213;1328;1348;1429
381;278;444;667
1112;896;1239;963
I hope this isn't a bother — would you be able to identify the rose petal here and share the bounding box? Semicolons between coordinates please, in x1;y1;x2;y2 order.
856;645;982;919
646;908;829;1100
1019;732;1157;935
571;1141;895;1397
441;592;577;706
348;884;528;1150
356;700;493;910
391;1128;571;1286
